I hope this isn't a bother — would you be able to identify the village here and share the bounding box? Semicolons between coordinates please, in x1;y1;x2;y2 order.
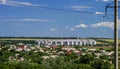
0;38;116;69
0;41;114;64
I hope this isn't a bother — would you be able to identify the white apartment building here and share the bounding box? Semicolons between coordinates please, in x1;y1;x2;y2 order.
36;39;96;46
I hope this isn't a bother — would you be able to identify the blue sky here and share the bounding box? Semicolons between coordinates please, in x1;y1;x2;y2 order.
0;0;119;38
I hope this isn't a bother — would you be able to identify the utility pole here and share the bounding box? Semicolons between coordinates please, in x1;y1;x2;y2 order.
104;0;119;69
114;0;118;69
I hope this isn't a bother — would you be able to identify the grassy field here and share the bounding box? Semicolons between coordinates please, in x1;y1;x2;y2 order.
0;38;41;40
97;38;120;43
95;38;120;45
0;38;120;45
96;42;104;44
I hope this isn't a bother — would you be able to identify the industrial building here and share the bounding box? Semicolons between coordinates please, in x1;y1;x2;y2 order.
36;39;96;46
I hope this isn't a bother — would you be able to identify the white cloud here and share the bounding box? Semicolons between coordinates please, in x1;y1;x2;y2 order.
69;5;92;11
75;24;88;28
91;22;114;29
50;28;57;31
0;0;6;4
69;28;75;31
101;0;109;2
65;26;75;31
65;26;69;29
91;20;120;30
65;23;88;31
95;12;104;15
96;0;110;2
96;0;120;2
0;0;40;6
0;18;54;22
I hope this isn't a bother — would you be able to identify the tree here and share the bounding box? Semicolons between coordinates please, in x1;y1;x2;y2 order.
80;54;94;64
100;55;109;60
91;59;111;69
41;57;65;69
1;61;45;69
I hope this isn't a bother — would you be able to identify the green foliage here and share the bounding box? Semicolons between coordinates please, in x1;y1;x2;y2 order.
0;40;36;45
91;59;112;69
0;56;112;69
0;61;45;69
63;63;94;69
80;54;94;64
100;55;109;60
0;64;10;69
65;53;78;62
41;57;64;69
41;57;94;69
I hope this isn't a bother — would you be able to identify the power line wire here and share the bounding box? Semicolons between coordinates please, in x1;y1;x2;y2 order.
34;6;95;14
27;5;114;17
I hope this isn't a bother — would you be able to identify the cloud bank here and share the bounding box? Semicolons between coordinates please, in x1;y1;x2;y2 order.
0;18;54;22
0;0;39;6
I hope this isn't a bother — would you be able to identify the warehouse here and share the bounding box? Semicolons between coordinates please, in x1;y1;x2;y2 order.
36;39;96;46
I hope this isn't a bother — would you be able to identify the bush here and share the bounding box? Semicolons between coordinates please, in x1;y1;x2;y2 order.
91;59;111;69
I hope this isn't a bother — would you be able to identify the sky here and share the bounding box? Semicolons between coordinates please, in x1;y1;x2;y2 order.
0;0;120;38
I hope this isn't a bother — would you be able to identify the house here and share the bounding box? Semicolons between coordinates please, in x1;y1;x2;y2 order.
15;45;27;51
39;49;44;52
88;49;96;52
42;56;49;60
30;47;36;50
49;55;58;58
73;50;80;53
65;51;72;55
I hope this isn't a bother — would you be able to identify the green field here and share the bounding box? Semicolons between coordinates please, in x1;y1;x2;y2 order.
0;38;40;40
0;38;120;45
95;38;120;45
98;39;120;43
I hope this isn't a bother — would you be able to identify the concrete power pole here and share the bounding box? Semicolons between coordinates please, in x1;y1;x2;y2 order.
114;0;118;69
